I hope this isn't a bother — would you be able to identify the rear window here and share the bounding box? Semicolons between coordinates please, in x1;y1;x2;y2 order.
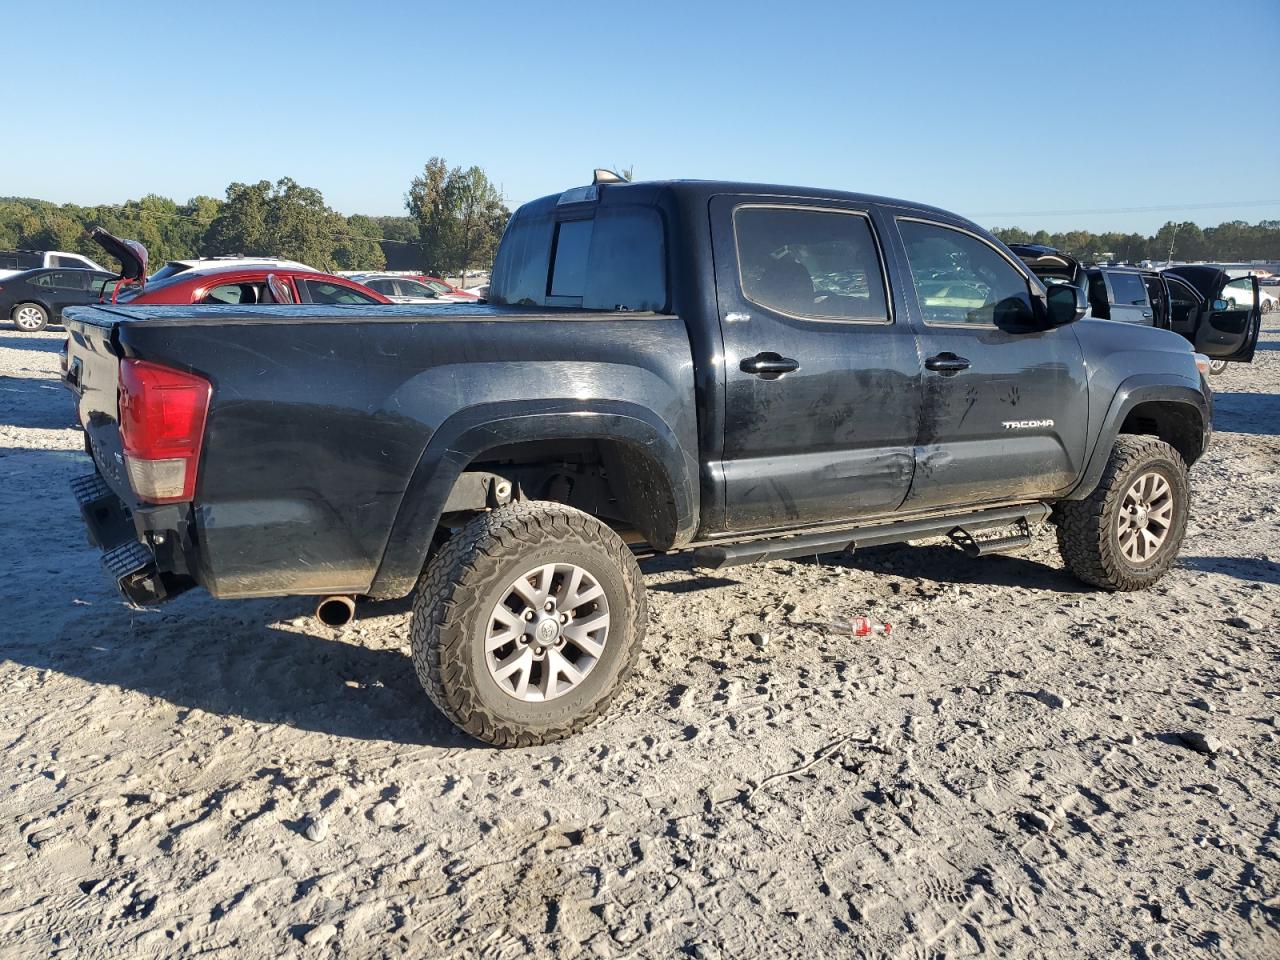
0;252;39;270
148;262;192;283
491;203;666;311
549;220;593;298
1107;272;1148;306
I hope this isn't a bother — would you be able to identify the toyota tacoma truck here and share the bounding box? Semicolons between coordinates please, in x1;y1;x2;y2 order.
63;173;1215;746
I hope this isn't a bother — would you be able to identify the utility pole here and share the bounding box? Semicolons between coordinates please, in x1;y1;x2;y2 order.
1165;222;1181;266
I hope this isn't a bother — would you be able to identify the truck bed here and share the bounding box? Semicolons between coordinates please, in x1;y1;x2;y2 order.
64;303;697;599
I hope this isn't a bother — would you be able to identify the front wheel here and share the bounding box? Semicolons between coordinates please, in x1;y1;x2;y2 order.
1053;436;1190;591
1208;359;1229;376
410;501;646;746
11;303;48;332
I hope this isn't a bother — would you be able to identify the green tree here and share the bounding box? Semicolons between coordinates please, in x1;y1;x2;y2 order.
406;158;509;275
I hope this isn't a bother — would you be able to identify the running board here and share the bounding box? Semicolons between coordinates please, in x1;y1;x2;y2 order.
691;504;1050;570
949;517;1033;557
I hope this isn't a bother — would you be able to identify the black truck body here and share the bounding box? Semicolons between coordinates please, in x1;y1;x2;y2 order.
64;177;1214;744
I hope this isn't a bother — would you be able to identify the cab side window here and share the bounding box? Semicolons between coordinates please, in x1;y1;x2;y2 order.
733;206;889;321
898;220;1033;326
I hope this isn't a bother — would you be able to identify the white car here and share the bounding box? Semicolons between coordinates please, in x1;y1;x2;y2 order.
351;274;473;303
0;249;108;281
148;256;318;283
1224;281;1278;313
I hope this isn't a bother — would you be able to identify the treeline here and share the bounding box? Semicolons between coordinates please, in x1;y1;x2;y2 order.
5;171;1276;275
0;158;510;276
991;220;1280;263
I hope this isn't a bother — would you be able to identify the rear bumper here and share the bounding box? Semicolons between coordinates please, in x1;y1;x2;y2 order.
72;470;197;605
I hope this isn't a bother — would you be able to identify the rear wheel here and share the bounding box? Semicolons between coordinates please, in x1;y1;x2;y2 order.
1053;436;1189;591
1208;359;1229;376
410;501;646;746
11;303;48;332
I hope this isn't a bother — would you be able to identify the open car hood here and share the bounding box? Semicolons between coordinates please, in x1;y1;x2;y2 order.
1008;243;1084;286
90;227;148;282
1163;265;1228;301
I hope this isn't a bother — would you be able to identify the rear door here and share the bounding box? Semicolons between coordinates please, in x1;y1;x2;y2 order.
890;217;1089;512
45;270;93;320
709;195;924;532
1103;270;1153;325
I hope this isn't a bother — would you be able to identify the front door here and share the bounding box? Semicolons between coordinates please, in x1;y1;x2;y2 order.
1205;275;1262;361
1165;267;1263;361
890;218;1090;512
1165;275;1203;340
709;196;924;533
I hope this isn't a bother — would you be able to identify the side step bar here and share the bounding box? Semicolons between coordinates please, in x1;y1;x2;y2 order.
691;504;1051;570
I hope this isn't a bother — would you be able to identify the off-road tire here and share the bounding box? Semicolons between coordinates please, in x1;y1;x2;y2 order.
11;303;48;332
410;501;646;746
1053;435;1190;591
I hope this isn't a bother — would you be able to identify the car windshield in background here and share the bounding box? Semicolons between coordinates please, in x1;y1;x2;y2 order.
397;279;438;298
148;263;192;283
302;280;379;305
113;274;186;302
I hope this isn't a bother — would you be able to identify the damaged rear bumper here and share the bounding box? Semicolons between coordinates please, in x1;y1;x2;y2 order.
71;471;198;606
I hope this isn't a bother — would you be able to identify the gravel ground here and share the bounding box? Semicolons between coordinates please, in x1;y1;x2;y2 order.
0;321;1277;959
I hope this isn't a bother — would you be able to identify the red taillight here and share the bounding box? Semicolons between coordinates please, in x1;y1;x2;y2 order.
118;359;211;503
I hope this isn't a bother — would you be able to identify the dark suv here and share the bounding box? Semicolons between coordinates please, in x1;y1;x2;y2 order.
1011;244;1261;373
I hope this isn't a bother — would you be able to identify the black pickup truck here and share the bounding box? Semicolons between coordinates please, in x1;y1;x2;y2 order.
64;175;1214;745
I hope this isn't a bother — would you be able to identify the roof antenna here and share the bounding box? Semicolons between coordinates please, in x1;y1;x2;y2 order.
592;168;627;185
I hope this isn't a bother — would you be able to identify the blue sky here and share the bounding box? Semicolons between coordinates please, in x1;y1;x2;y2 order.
6;0;1279;233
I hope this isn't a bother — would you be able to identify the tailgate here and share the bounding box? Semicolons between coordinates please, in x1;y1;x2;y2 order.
63;306;131;501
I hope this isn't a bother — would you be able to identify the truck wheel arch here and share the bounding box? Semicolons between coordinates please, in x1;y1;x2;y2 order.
369;400;699;599
1065;377;1209;501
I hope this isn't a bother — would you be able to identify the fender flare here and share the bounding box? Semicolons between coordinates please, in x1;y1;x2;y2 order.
368;398;699;598
1063;374;1209;500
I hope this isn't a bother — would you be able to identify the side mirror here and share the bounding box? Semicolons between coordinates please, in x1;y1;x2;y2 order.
1211;298;1230;312
1045;283;1087;326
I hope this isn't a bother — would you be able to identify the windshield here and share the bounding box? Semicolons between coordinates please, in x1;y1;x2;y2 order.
398;279;438;298
113;273;186;302
148;262;193;283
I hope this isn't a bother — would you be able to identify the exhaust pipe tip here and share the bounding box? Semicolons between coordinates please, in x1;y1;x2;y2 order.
316;595;356;628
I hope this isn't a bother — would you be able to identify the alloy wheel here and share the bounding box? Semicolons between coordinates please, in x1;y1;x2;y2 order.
13;306;45;330
1116;471;1174;564
484;562;610;702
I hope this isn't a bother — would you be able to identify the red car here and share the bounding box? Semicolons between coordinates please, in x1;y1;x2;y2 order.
412;275;483;300
85;229;391;307
117;265;391;306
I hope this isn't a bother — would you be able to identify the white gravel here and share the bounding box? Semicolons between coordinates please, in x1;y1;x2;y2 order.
0;321;1277;958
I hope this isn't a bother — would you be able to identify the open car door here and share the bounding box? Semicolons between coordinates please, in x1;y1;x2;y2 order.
1165;266;1261;362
